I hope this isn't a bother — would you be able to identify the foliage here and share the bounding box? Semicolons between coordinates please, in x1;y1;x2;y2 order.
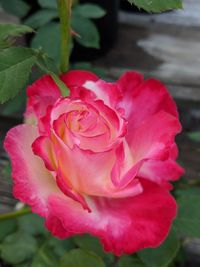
1;232;37;264
73;4;106;19
127;0;183;12
73;234;114;265
138;229;180;267
117;255;146;267
31;22;60;65
0;24;33;49
0;214;105;266
174;188;200;237
0;0;30;17
60;249;106;267
24;1;104;63
38;0;57;9
71;15;100;49
0;0;105;73
0;47;36;103
187;131;200;142
25;9;58;29
0;22;67;104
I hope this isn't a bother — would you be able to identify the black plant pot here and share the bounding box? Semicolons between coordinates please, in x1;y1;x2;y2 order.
71;0;120;62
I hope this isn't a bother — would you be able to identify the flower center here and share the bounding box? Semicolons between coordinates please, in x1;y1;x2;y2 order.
52;99;125;152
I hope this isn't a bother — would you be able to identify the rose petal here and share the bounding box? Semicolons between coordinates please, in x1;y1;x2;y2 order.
111;142;143;188
49;133;141;198
83;80;120;108
52;134;115;196
139;159;185;189
61;70;99;88
32;136;57;171
117;72;179;144
25;75;61;124
4;125;59;216
49;98;126;152
46;178;177;255
62;70;121;108
130;111;182;163
32;134;91;211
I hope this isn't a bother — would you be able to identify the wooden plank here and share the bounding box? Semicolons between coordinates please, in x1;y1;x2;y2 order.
95;17;200;100
137;33;200;88
95;23;200;86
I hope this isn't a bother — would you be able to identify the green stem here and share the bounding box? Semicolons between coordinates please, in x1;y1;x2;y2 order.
36;60;69;96
57;0;72;73
0;207;32;221
50;73;69;96
73;0;79;6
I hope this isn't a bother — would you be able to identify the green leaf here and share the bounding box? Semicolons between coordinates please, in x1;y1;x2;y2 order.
0;23;33;49
0;24;33;40
1;90;26;116
1;0;30;17
71;15;100;49
15;264;29;267
50;73;69;96
60;249;105;267
30;236;75;267
118;255;146;267
24;9;58;29
73;4;106;19
138;229;180;267
31;22;60;65
17;213;48;236
176;187;200;197
30;239;58;267
35;49;59;74
48;237;75;258
1;161;12;179
0;47;36;103
0;219;17;242
127;0;183;13
73;235;104;257
38;0;57;9
1;232;37;264
187;131;200;142
73;234;113;263
174;189;200;237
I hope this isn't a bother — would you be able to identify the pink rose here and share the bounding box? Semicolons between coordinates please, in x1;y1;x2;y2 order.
4;70;184;255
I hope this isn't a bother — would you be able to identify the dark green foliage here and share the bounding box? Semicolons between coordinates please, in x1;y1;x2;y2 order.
138;229;180;267
0;47;36;103
127;0;183;13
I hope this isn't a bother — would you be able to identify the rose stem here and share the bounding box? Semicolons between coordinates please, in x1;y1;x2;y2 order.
0;206;31;221
57;0;72;73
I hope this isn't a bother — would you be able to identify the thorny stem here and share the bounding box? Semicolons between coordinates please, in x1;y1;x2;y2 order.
0;207;31;221
57;0;72;73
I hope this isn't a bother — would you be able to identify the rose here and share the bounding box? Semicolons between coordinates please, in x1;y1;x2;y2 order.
4;70;184;255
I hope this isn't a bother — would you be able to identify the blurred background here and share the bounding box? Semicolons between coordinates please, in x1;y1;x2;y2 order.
0;0;200;266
